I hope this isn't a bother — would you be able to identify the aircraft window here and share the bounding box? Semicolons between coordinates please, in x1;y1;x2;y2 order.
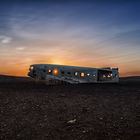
30;66;34;70
80;73;85;77
107;74;112;78
48;69;52;74
67;72;71;75
74;72;78;76
53;69;58;75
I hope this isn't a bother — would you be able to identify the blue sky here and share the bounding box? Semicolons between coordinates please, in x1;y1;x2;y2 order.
0;0;140;76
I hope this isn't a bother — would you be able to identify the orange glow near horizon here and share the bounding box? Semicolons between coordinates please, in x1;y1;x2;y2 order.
0;30;139;77
0;59;140;77
0;36;140;77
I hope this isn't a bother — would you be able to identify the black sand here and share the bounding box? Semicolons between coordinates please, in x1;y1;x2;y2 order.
0;75;140;140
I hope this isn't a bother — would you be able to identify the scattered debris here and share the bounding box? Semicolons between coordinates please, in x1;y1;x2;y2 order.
82;130;88;133
17;134;20;137
67;119;76;124
57;94;66;98
120;117;124;120
82;130;86;133
99;117;103;120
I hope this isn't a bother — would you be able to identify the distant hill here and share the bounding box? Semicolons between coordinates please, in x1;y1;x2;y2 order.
0;75;33;82
120;76;140;82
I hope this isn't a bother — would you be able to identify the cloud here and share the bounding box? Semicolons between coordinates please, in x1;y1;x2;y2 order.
16;47;25;51
0;36;12;44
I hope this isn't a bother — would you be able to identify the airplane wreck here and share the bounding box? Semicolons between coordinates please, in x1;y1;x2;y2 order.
28;64;119;84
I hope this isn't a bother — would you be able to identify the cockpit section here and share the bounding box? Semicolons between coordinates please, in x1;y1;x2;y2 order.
28;65;36;78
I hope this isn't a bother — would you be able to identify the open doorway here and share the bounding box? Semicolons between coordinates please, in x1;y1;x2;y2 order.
97;70;112;81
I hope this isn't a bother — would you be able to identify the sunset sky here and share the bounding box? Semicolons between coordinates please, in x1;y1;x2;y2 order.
0;0;140;76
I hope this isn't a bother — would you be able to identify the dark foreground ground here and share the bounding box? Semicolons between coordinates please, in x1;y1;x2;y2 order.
0;76;140;140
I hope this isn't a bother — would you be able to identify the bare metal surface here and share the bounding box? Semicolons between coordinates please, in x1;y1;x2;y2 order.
28;64;119;84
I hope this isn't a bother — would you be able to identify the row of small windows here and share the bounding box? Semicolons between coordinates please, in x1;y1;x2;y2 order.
46;69;96;77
